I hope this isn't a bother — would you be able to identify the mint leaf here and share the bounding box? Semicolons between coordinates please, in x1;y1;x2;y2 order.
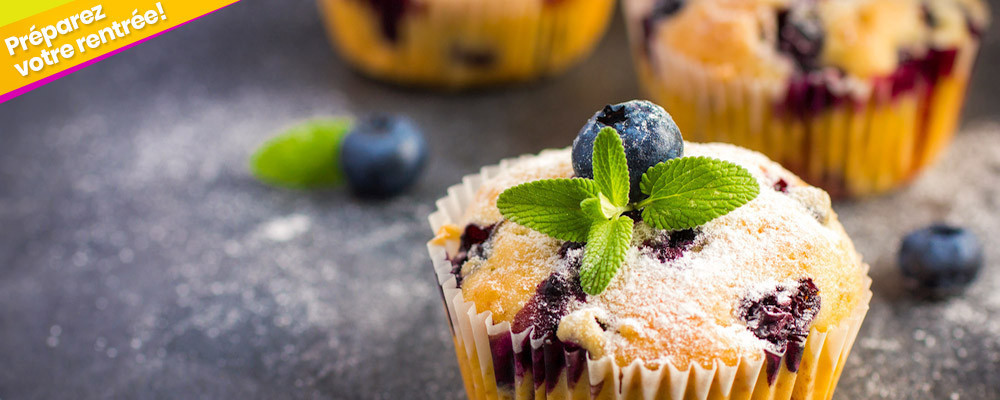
497;179;599;242
581;193;623;221
591;127;630;207
580;197;604;221
250;119;351;189
580;216;633;295
639;157;760;231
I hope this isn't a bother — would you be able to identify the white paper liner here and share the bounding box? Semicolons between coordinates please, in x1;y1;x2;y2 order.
426;151;873;400
621;0;981;197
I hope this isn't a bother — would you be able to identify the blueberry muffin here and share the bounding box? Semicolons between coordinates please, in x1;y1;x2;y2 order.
317;0;615;88
623;0;989;197
427;101;871;399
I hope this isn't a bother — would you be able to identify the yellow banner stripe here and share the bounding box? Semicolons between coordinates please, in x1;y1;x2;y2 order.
0;0;77;27
0;0;239;101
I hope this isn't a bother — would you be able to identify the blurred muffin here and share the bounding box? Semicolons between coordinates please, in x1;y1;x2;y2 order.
428;143;871;399
623;0;989;197
318;0;616;88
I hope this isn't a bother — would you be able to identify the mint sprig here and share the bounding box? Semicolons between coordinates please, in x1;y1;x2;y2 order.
250;119;351;189
580;216;634;295
638;157;760;231
496;128;760;295
497;179;598;242
592;127;631;208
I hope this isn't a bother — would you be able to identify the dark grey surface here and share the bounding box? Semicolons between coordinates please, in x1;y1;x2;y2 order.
1;1;999;399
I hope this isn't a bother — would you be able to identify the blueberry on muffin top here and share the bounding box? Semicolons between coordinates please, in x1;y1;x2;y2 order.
433;101;867;371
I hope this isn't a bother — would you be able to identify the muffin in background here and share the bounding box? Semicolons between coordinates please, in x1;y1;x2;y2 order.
624;0;989;197
318;0;615;89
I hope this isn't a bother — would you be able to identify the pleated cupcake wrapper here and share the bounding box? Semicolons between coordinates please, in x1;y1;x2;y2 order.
318;0;615;88
427;150;873;399
622;2;980;197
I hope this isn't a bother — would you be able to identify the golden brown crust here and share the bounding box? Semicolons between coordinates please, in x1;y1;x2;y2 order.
452;144;868;368
631;0;988;79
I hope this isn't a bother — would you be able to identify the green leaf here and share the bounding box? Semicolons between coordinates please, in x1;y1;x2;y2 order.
581;193;623;220
580;197;605;221
497;179;600;242
579;216;633;295
591;127;630;207
638;157;760;231
250;119;352;189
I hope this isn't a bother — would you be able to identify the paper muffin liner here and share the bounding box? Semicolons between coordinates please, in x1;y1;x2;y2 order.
622;5;981;198
317;0;615;89
426;151;873;399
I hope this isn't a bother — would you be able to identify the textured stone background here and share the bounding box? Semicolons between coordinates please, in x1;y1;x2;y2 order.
1;1;998;399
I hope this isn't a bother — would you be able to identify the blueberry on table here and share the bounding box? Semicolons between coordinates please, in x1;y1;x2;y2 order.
571;100;683;202
899;224;984;298
340;115;428;198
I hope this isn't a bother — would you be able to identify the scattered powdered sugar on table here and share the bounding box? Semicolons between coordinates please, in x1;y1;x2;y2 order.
0;89;461;398
257;214;312;242
4;84;1000;398
833;123;1000;399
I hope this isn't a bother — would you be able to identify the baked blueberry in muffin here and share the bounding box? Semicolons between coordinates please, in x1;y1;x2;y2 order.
317;0;617;88
623;0;989;197
430;101;871;399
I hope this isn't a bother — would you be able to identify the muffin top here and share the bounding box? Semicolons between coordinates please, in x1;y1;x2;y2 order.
632;0;989;79
437;142;866;369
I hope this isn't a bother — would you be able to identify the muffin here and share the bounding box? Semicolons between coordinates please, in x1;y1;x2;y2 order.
623;0;989;197
427;101;871;399
317;0;616;88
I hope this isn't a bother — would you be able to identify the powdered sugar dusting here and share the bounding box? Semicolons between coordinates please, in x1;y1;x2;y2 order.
462;149;575;225
459;142;866;367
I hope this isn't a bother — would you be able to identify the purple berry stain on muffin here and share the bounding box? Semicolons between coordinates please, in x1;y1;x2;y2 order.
511;271;586;341
642;0;686;55
773;178;789;193
365;0;411;43
772;3;973;120
779;44;962;118
776;9;825;72
488;245;587;391
450;45;497;69
779;71;849;117
642;228;697;263
487;332;517;388
449;223;497;286
739;278;821;384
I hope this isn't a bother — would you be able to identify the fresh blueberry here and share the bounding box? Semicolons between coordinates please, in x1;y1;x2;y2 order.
899;225;984;298
571;100;684;202
340;115;428;198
